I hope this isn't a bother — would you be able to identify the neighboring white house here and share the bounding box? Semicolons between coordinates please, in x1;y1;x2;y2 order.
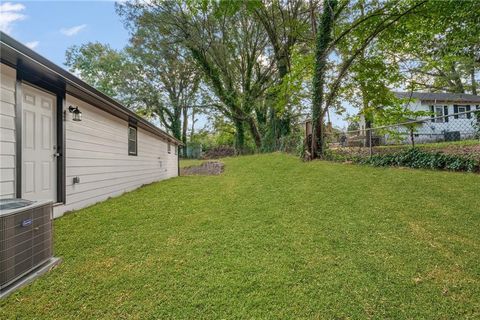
0;32;181;218
358;92;480;144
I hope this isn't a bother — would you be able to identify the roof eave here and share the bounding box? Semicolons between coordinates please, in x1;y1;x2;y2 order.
0;31;183;146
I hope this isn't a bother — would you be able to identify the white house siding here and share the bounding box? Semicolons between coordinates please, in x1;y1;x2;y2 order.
411;103;478;141
0;64;16;199
360;100;479;143
54;94;178;217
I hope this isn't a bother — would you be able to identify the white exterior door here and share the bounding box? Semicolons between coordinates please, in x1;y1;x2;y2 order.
22;84;57;201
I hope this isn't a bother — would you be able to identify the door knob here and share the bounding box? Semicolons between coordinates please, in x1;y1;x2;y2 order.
53;153;61;157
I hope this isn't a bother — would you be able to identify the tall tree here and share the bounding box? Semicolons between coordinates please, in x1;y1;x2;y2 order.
311;0;337;157
127;38;202;146
65;43;132;99
252;0;312;150
117;0;275;153
309;0;427;158
65;41;201;147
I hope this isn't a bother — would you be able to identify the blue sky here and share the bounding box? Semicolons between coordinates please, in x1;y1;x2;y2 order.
1;1;129;68
0;1;215;131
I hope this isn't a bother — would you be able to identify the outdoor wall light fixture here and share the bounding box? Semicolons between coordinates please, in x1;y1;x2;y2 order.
68;105;82;121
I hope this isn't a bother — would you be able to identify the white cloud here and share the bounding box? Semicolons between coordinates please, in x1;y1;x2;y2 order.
60;24;86;36
0;2;26;34
0;2;24;12
25;41;39;49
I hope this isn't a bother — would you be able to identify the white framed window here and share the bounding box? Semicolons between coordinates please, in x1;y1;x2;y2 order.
174;145;177;155
454;105;471;119
167;142;171;154
128;126;137;156
434;106;445;123
457;106;467;119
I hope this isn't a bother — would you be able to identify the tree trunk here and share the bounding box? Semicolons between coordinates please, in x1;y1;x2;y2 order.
359;3;371;149
365;120;372;148
234;118;245;154
182;106;188;156
275;53;292;142
246;116;262;149
310;0;317;38
264;52;291;151
255;8;293;150
190;106;196;140
171;106;182;142
471;64;477;95
311;0;337;158
450;63;465;93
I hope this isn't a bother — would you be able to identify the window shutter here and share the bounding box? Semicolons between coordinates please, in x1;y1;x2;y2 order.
444;106;449;122
453;105;459;119
466;105;471;119
430;105;435;122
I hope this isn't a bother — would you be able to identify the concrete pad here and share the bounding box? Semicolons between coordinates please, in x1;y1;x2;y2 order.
0;257;62;300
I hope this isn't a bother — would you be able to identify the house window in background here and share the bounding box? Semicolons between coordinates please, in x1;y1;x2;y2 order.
434;106;445;123
454;105;471;119
128;126;137;156
168;142;171;154
457;105;467;119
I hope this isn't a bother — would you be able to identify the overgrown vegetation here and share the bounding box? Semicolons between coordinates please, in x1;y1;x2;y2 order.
358;148;479;172
1;154;479;318
326;147;480;173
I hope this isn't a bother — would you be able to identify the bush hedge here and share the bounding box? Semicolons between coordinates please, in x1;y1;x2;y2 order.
326;148;479;173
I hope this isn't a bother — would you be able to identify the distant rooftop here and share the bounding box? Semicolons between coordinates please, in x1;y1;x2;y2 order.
394;92;480;103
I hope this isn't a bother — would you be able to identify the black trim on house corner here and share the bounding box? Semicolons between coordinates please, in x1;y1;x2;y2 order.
15;69;23;198
16;62;65;96
57;91;66;204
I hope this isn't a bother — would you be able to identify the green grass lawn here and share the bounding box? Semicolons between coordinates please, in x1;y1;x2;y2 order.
2;153;479;319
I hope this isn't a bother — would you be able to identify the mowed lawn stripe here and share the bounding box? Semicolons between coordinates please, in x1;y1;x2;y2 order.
1;153;479;319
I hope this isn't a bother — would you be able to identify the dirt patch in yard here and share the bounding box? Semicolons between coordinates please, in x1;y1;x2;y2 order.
180;161;224;176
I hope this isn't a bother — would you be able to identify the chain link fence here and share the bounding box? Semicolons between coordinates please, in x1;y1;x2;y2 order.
324;108;480;160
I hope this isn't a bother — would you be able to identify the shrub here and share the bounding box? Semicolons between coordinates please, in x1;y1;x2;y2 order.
279;131;304;156
324;149;351;162
356;148;479;172
202;146;236;159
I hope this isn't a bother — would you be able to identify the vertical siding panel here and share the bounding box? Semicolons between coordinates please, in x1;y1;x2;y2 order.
0;63;16;198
